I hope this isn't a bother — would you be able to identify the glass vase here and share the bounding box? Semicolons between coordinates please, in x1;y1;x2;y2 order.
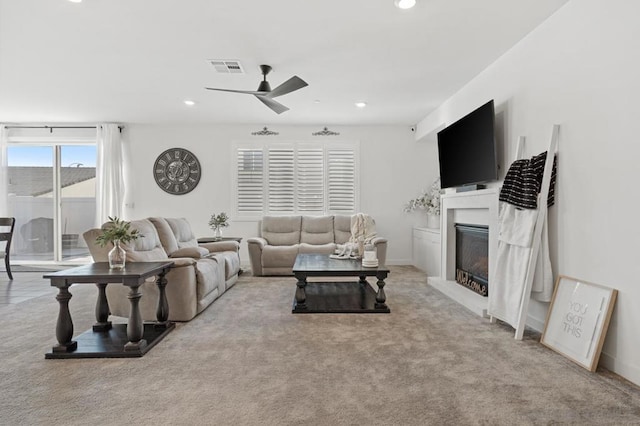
108;240;126;270
427;213;440;229
214;226;223;240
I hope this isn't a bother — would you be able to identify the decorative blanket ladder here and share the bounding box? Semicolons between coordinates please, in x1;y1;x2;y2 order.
500;124;559;340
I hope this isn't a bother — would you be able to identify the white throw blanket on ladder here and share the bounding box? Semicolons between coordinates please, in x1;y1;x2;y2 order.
488;201;553;327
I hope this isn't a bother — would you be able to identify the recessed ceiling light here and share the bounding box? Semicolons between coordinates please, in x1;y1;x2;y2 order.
68;0;83;3
394;0;416;9
314;100;321;104
184;100;195;106
355;102;367;108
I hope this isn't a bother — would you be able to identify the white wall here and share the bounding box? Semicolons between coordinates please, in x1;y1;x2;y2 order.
417;0;640;385
123;124;438;267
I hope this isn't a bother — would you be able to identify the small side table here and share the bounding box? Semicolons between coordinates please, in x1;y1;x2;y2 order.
197;236;244;275
197;236;242;244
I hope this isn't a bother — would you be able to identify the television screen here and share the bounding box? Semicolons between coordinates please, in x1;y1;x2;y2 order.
437;100;498;189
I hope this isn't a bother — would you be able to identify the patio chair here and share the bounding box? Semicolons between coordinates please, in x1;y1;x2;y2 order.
0;217;16;280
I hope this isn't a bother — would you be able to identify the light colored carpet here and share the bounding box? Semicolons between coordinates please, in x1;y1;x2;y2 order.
1;266;639;425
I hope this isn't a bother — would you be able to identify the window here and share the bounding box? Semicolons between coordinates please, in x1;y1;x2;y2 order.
234;141;359;217
236;148;264;213
3;127;97;263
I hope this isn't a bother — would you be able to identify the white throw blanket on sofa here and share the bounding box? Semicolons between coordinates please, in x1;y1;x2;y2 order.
334;213;378;258
349;213;377;244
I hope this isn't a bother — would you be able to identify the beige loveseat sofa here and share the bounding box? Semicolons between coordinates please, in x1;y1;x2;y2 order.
83;217;240;321
247;215;387;276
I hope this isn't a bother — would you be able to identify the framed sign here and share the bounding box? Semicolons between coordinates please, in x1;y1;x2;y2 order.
541;275;617;372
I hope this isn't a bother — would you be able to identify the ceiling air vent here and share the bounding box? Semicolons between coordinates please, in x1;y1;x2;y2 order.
208;60;244;74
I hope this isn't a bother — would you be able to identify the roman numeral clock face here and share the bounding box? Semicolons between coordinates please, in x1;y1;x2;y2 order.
153;148;201;195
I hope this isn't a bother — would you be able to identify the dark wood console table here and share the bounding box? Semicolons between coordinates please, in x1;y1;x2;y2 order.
44;261;174;359
292;254;390;314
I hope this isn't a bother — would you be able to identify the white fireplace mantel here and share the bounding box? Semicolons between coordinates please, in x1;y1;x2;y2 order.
429;188;499;317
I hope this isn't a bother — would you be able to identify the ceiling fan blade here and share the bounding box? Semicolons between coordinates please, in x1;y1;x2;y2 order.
255;95;289;114
264;76;308;99
205;87;268;96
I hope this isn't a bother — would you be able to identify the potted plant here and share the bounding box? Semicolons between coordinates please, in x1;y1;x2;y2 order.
208;212;230;240
95;216;142;269
404;178;442;228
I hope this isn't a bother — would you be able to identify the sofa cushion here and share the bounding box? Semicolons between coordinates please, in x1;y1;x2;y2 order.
299;243;336;255
262;244;300;268
261;216;301;246
118;219;168;261
211;251;241;280
301;216;334;244
334;215;352;244
149;217;180;254
193;257;224;301
166;218;199;249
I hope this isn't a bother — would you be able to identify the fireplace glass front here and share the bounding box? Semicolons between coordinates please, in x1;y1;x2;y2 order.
455;224;489;296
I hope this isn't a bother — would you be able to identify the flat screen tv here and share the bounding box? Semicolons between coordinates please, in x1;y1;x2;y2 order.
437;100;498;189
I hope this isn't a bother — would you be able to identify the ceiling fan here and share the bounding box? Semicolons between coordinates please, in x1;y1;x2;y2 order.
205;64;308;114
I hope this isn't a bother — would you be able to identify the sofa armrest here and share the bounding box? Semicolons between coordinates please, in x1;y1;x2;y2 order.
169;247;209;259
370;236;387;246
169;257;198;267
247;237;268;276
370;237;388;266
200;241;240;253
247;237;267;248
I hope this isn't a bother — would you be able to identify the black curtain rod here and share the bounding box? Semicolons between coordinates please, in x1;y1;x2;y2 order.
4;125;124;133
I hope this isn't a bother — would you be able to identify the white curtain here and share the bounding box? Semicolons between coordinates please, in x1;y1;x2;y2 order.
0;125;8;216
95;123;124;226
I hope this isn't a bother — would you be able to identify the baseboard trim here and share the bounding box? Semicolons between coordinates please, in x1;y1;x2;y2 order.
599;351;640;387
387;258;414;266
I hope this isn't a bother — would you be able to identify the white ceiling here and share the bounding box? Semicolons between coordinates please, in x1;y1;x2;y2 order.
0;0;568;126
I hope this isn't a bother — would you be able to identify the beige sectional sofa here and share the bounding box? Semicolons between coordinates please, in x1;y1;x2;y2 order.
247;215;387;276
83;217;240;321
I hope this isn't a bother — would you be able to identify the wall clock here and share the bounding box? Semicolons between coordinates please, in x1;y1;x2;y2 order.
153;148;201;195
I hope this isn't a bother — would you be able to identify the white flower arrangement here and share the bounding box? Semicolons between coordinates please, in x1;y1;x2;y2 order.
404;178;442;216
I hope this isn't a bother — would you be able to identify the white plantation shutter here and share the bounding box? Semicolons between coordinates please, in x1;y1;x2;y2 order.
296;148;324;213
327;149;356;213
236;148;264;214
234;142;358;216
267;147;295;212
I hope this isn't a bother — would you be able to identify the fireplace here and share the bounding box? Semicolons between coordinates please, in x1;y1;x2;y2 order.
455;224;489;297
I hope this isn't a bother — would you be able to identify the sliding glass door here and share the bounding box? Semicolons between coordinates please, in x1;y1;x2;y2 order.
7;144;96;263
7;146;55;262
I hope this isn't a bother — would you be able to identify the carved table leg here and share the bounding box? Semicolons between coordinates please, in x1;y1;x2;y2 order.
93;283;112;332
375;273;388;310
155;270;170;328
295;274;308;310
124;285;147;352
53;286;77;353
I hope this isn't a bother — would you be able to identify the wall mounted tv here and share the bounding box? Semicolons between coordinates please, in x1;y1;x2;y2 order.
437;100;498;190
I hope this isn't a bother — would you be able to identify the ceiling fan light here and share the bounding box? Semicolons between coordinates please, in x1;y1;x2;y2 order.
257;81;271;92
394;0;416;9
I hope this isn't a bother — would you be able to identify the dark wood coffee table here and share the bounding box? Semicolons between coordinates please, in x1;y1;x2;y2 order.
292;254;390;314
44;261;174;359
